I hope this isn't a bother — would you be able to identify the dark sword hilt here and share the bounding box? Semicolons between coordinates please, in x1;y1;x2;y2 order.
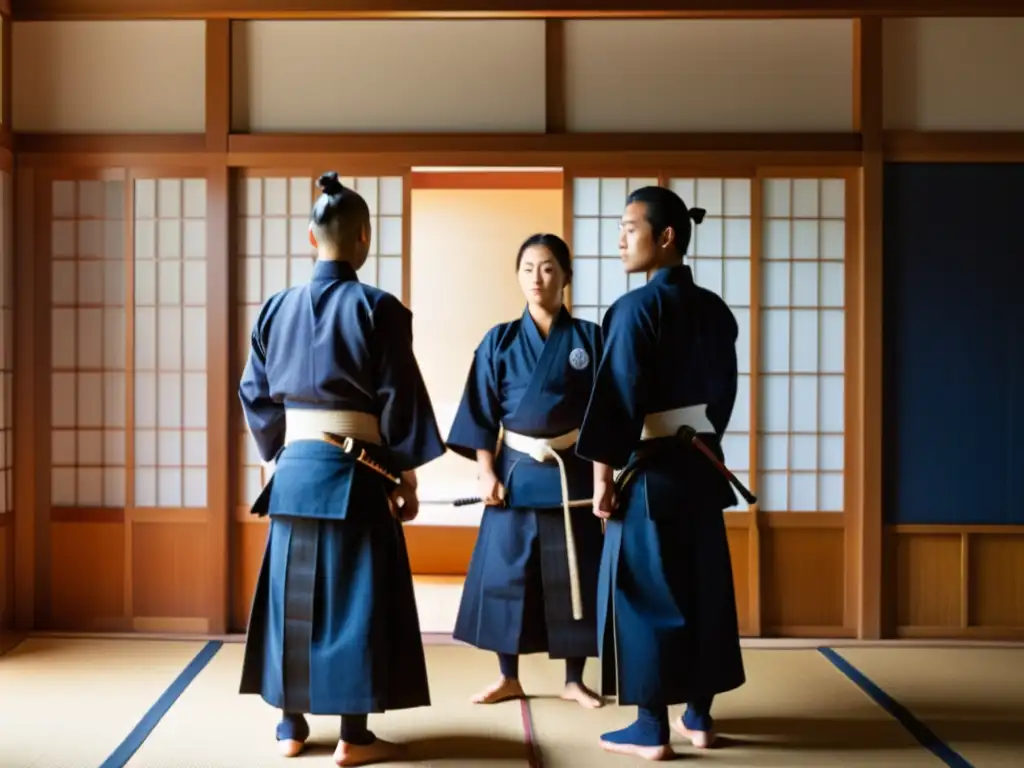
677;425;758;505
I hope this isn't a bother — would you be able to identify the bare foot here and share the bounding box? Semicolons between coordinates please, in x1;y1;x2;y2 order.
599;740;675;761
333;737;406;766
560;681;604;708
672;718;716;749
470;676;525;704
277;739;305;758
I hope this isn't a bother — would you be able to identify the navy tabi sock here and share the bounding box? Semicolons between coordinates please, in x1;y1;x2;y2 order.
340;714;376;746
682;699;715;733
276;712;310;743
564;657;586;685
498;653;520;679
601;704;670;747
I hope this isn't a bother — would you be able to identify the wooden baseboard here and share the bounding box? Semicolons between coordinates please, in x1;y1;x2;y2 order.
895;626;1024;641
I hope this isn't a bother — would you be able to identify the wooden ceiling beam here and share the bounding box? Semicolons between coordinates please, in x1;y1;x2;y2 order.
12;0;1024;21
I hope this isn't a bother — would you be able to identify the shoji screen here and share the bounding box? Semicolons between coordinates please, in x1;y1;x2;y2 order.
132;177;209;509
49;177;127;509
757;178;846;514
570;176;656;322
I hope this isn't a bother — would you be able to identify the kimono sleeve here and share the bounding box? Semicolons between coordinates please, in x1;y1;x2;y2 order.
575;296;657;469
372;294;447;472
239;298;285;463
445;328;502;461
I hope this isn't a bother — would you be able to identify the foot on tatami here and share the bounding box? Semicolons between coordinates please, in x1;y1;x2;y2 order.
672;718;716;749
470;676;526;704
560;681;605;708
598;741;676;761
277;739;305;758
333;737;407;766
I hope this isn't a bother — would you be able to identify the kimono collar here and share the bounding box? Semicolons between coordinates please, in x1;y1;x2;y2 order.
649;263;694;287
521;304;570;345
311;259;358;282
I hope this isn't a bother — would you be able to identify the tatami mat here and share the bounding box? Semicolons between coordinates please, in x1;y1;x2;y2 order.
520;649;942;767
124;643;529;768
3;637;1022;768
0;637;208;768
836;647;1024;768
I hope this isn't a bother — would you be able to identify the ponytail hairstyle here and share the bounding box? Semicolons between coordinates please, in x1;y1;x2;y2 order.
625;185;705;257
310;171;371;253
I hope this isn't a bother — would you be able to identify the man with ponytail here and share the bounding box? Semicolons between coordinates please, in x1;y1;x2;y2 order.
238;172;446;765
575;186;747;760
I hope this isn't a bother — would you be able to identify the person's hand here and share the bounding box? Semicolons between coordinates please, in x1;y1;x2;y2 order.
388;482;420;522
479;470;506;508
593;480;618;520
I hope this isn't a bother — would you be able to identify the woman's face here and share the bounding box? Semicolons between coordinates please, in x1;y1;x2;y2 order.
517;245;567;310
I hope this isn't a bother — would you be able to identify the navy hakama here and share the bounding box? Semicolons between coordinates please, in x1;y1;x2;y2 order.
237;260;446;721
447;308;604;661
576;265;746;741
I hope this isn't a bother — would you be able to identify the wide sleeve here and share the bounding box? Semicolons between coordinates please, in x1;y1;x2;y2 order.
575;298;657;469
238;302;285;463
372;294;447;472
445;329;502;461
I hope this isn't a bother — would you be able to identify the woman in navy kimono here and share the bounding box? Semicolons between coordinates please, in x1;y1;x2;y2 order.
238;172;446;765
447;233;605;709
576;186;746;760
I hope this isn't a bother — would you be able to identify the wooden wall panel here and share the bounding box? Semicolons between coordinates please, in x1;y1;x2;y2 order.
230;519;265;632
727;524;752;636
969;535;1024;627
762;516;848;636
48;519;125;630
12;21;206;132
131;515;209;632
0;165;10;631
232;20;546;132
892;527;1024;639
883;19;1024;131
0;520;10;629
564;20;854;132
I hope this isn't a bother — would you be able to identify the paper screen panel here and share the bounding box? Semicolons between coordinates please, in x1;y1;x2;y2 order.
570;177;656;323
50;178;126;508
0;173;11;513
667;178;753;511
235;175;314;505
342;176;404;298
758;178;846;512
133;178;209;508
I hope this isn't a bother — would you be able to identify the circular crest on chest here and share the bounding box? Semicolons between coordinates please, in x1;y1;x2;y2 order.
568;347;590;371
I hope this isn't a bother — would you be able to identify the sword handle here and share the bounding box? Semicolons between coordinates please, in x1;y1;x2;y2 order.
453;496;482;506
679;427;759;505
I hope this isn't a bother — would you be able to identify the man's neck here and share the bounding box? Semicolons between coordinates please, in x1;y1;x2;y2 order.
647;255;683;281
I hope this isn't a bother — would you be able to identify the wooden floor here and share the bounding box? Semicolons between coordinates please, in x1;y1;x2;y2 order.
1;635;1022;768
